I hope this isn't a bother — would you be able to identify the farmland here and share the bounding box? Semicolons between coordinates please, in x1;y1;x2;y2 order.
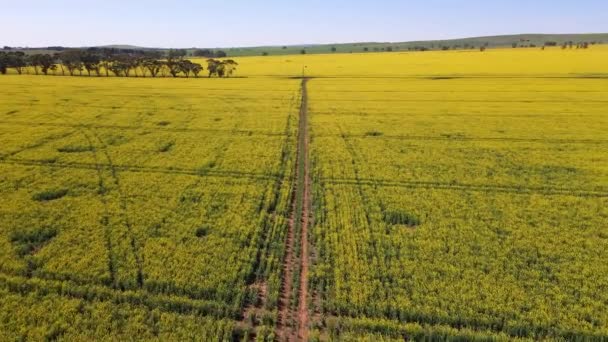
0;76;301;340
307;77;608;339
1;46;608;340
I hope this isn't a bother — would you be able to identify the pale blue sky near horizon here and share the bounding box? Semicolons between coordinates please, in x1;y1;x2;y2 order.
2;0;607;48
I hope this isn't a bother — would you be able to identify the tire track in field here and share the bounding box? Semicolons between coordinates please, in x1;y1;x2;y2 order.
78;131;118;288
277;78;311;341
239;92;299;340
323;178;608;197
41;113;119;289
0;130;78;160
313;133;608;145
0;120;287;137
89;130;145;289
0;158;279;181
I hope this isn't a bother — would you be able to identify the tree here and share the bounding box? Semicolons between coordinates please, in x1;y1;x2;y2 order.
191;63;203;77
107;54;136;77
30;54;56;75
81;52;102;76
179;60;196;78
1;48;235;79
206;59;237;78
168;49;187;60
215;50;227;58
207;59;221;77
300;49;306;54
193;49;214;57
222;59;238;77
363;47;369;52
98;49;114;77
142;59;164;77
7;51;28;75
166;58;182;77
331;47;337;53
29;54;42;75
0;52;8;74
108;60;126;77
58;50;84;76
262;52;269;56
52;53;65;75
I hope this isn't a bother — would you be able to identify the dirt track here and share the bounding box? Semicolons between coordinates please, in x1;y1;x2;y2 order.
277;78;310;341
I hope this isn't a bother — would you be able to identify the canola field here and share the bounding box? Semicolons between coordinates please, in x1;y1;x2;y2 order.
307;77;608;340
1;47;608;340
0;76;301;340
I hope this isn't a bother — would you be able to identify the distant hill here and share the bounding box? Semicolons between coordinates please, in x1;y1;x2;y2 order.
6;33;608;57
96;44;160;50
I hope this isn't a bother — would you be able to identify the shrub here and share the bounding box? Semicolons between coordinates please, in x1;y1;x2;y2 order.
195;225;210;238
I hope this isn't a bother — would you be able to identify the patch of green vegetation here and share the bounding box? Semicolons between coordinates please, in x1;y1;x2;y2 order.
157;141;175;153
106;134;130;146
57;145;94;153
32;188;69;202
11;226;58;256
383;210;421;227
365;131;383;137
197;161;217;175
195;225;210;238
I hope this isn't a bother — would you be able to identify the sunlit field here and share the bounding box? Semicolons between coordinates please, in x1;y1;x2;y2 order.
0;76;300;340
228;46;608;77
307;76;608;340
1;46;607;340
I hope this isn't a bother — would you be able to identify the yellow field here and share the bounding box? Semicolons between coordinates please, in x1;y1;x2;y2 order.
0;76;301;340
307;76;608;340
1;47;607;340
225;46;608;77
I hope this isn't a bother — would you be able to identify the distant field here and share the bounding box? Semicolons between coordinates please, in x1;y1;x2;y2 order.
1;47;607;340
225;45;608;77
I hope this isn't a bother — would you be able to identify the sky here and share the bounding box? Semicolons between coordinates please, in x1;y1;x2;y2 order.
2;0;607;48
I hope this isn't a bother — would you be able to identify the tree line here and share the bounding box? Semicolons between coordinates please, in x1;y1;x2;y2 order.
0;48;238;78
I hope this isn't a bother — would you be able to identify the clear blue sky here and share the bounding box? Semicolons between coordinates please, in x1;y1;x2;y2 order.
2;0;607;48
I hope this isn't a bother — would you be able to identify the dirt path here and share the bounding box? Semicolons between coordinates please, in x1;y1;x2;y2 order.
297;78;310;342
277;78;310;341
